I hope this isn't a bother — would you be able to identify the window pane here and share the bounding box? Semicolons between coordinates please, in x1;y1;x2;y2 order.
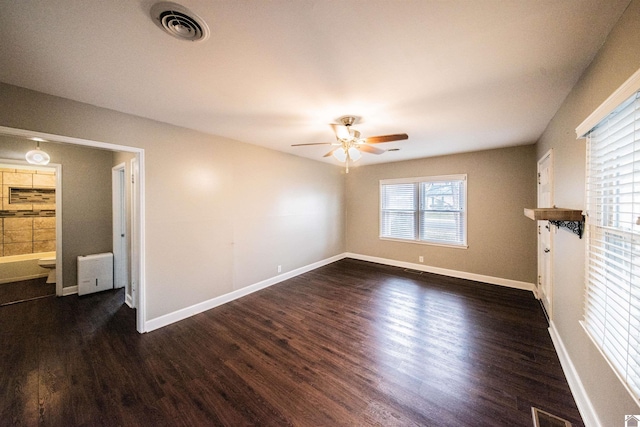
381;211;415;240
380;183;416;240
421;181;464;211
419;179;466;245
420;211;464;244
381;183;415;210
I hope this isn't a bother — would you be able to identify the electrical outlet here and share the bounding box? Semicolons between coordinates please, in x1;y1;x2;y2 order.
419;256;424;263
277;265;282;273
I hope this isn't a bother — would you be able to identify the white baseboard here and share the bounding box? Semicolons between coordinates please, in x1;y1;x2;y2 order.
345;252;536;292
62;285;78;296
125;293;134;308
144;253;345;332
144;252;535;332
548;321;600;427
0;273;48;285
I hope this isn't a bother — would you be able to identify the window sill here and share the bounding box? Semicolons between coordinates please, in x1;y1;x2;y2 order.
379;237;468;249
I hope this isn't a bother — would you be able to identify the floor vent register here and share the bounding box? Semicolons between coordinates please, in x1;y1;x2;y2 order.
532;407;572;427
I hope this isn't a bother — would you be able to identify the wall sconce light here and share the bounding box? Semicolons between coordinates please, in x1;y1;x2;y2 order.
25;139;50;165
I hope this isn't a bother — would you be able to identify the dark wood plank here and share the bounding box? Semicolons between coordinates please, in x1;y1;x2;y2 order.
0;277;54;306
0;258;584;426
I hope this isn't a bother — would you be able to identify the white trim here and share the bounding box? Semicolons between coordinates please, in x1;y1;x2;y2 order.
0;126;139;152
380;174;467;185
144;254;345;332
580;320;640;409
62;285;78;296
133;153;145;332
536;149;554;320
379;174;468;247
112;163;128;290
379;236;469;249
345;252;535;292
548;321;601;427
576;67;640;138
55;163;63;295
144;252;535;332
379;237;469;249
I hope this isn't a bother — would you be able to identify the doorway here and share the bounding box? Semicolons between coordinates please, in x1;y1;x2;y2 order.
537;149;553;320
0;160;59;305
0;126;146;332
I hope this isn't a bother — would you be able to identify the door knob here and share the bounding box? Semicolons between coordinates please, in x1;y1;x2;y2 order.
544;248;550;253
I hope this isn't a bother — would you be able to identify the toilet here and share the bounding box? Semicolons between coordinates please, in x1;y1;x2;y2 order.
38;256;57;284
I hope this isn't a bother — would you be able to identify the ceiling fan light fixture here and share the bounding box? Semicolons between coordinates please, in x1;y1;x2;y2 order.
291;115;408;173
348;147;361;161
333;147;347;162
25;141;50;165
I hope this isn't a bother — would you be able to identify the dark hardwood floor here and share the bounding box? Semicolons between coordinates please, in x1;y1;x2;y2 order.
0;258;583;426
0;277;54;306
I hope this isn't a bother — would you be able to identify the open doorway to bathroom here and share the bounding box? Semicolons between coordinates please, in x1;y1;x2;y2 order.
0;161;58;306
0;126;145;333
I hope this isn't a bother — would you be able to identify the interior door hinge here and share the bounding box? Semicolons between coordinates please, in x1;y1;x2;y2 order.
131;174;135;184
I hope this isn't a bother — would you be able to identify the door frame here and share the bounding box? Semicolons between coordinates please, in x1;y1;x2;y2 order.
129;157;140;310
0;126;146;333
112;163;128;291
537;149;554;319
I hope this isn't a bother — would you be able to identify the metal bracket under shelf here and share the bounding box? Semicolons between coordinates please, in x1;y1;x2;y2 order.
548;218;584;239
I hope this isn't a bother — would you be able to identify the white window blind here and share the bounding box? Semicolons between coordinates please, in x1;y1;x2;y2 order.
380;175;467;247
380;183;416;240
583;90;640;403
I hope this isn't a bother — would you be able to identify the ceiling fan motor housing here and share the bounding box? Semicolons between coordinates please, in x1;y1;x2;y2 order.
338;115;358;127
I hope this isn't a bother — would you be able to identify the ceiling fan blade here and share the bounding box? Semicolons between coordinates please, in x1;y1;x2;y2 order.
291;142;333;146
323;148;338;157
364;133;409;144
331;124;351;140
358;144;386;155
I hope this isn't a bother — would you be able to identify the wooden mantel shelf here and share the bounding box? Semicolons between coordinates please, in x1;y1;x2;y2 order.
524;207;585;238
524;208;583;222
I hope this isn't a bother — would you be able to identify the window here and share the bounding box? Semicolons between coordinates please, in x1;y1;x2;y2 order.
582;90;640;403
380;175;467;247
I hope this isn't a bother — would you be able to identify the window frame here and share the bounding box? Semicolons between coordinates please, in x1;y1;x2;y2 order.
379;174;468;249
579;81;640;406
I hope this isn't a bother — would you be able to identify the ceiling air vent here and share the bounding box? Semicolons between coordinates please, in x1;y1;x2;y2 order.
150;2;210;42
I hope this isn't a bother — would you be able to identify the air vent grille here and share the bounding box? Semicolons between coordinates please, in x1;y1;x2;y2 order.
531;407;572;427
151;2;209;42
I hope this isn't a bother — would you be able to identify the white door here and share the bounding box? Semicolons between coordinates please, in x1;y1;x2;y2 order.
537;150;553;319
112;164;128;290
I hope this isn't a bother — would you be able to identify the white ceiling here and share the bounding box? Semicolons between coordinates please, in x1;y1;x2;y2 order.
0;0;630;165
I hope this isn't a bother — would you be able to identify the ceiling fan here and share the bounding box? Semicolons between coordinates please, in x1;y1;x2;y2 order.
292;116;408;172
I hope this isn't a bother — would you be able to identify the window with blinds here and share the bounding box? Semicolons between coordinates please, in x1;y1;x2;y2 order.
380;175;467;247
583;90;640;402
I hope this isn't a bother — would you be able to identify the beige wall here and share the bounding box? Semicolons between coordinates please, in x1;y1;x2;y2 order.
0;136;113;287
0;82;345;321
536;0;640;423
345;145;537;284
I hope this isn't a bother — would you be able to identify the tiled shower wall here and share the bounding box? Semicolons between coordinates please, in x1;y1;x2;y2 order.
0;167;56;257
